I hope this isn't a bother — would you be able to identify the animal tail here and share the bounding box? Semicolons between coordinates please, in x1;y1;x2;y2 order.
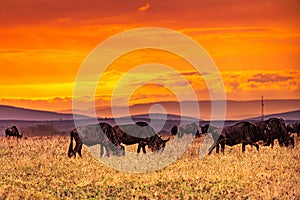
5;129;9;137
290;136;295;148
68;129;75;158
208;139;223;155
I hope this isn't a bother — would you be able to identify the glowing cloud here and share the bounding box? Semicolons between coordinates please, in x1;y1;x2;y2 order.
138;3;150;12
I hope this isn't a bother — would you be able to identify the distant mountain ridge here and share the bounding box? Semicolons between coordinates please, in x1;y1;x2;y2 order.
246;109;300;121
119;113;200;121
70;99;300;120
0;105;90;121
1;99;300;121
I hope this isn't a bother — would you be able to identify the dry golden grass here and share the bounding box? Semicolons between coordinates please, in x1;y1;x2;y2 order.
0;136;299;199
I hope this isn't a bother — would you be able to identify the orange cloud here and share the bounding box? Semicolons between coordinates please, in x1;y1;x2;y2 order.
220;70;300;99
55;17;71;23
96;69;300;106
138;3;150;12
1;70;300;112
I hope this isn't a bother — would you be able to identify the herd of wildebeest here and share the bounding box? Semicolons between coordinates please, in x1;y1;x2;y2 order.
4;118;299;158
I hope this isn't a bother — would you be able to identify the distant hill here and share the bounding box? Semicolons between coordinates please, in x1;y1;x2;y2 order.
121;113;200;122
67;99;300;120
246;109;300;122
0;105;90;121
1;99;300;121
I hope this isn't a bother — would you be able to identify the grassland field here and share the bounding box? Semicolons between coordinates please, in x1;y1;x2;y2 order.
0;135;299;199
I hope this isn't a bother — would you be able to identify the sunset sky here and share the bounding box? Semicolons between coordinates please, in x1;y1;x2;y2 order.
0;0;299;113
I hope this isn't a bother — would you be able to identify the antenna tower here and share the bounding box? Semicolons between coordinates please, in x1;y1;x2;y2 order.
261;96;264;121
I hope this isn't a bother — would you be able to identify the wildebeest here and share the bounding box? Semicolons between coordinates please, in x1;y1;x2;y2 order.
171;125;178;136
208;122;271;154
200;124;218;135
68;122;125;158
176;123;199;138
287;122;300;137
113;121;170;154
254;118;294;148
149;133;171;153
5;126;22;138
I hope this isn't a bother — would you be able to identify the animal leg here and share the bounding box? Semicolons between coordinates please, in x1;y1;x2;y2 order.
208;144;216;155
106;146;111;157
100;145;104;157
208;143;218;155
271;139;274;148
118;145;125;156
137;144;141;154
220;141;225;154
74;142;82;157
216;143;220;154
68;132;75;158
137;142;147;154
242;142;246;153
78;143;83;157
246;141;259;151
289;137;295;148
208;138;226;155
208;141;219;155
142;144;147;154
178;128;183;138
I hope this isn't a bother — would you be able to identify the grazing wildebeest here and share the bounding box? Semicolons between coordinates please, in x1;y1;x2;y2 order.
287;122;300;137
145;134;169;153
177;123;199;138
296;122;300;137
68;122;125;158
5;126;22;138
171;125;178;136
208;122;271;155
195;130;201;138
254;118;294;148
200;124;218;135
113;121;170;154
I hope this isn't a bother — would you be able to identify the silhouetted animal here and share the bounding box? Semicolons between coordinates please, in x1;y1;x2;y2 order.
254;118;294;148
208;122;271;154
171;125;178;136
195;129;201;138
113;122;170;154
177;123;199;138
68;122;125;158
148;134;170;153
287;122;300;137
200;124;218;134
5;126;22;138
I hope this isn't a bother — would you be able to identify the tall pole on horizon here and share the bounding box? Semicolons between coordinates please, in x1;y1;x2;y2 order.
261;96;264;121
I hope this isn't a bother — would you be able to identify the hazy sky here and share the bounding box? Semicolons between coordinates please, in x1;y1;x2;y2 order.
0;0;299;111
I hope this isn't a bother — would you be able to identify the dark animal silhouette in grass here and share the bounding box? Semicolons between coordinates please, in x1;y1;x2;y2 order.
254;118;294;148
68;122;125;158
287;122;300;137
175;123;199;138
208;122;271;155
200;124;218;135
171;125;178;136
113;121;170;154
5;126;22;138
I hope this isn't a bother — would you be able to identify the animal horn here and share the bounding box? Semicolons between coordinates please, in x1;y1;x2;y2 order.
164;137;170;142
